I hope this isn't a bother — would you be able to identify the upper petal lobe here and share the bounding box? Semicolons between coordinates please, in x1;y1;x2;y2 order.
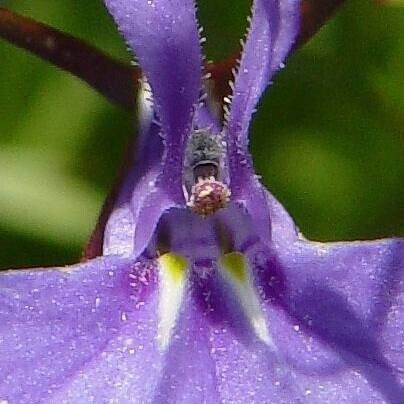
104;0;202;172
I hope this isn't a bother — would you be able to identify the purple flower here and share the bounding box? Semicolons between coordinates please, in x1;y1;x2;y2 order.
1;1;403;403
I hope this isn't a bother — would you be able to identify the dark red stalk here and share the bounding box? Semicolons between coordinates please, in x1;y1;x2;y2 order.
0;7;139;109
297;0;346;47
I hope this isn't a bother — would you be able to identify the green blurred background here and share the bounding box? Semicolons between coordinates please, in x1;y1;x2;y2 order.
0;0;403;269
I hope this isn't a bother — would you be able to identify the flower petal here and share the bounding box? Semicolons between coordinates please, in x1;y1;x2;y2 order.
103;121;164;256
214;191;404;400
193;266;299;402
253;237;404;402
151;291;220;403
104;171;178;259
104;0;202;181
0;256;231;402
227;0;300;147
0;256;215;402
264;189;299;246
223;1;300;242
0;256;145;402
103;79;178;258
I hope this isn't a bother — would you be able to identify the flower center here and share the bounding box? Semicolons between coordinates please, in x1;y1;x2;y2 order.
188;176;230;216
154;210;272;350
184;130;230;216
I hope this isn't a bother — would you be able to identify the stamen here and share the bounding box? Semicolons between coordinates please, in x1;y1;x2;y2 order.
157;253;188;350
184;130;230;216
188;176;230;216
185;130;222;168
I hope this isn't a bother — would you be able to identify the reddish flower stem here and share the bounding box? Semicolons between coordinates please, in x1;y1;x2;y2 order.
0;7;139;109
297;0;346;47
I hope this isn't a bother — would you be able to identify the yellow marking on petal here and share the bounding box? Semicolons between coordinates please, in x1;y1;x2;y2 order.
157;253;188;350
219;252;273;346
158;252;187;283
220;252;247;283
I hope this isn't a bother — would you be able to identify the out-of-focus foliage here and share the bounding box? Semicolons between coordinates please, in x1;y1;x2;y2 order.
0;0;403;268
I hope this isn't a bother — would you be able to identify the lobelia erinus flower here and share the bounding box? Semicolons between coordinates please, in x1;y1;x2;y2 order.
0;1;403;403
